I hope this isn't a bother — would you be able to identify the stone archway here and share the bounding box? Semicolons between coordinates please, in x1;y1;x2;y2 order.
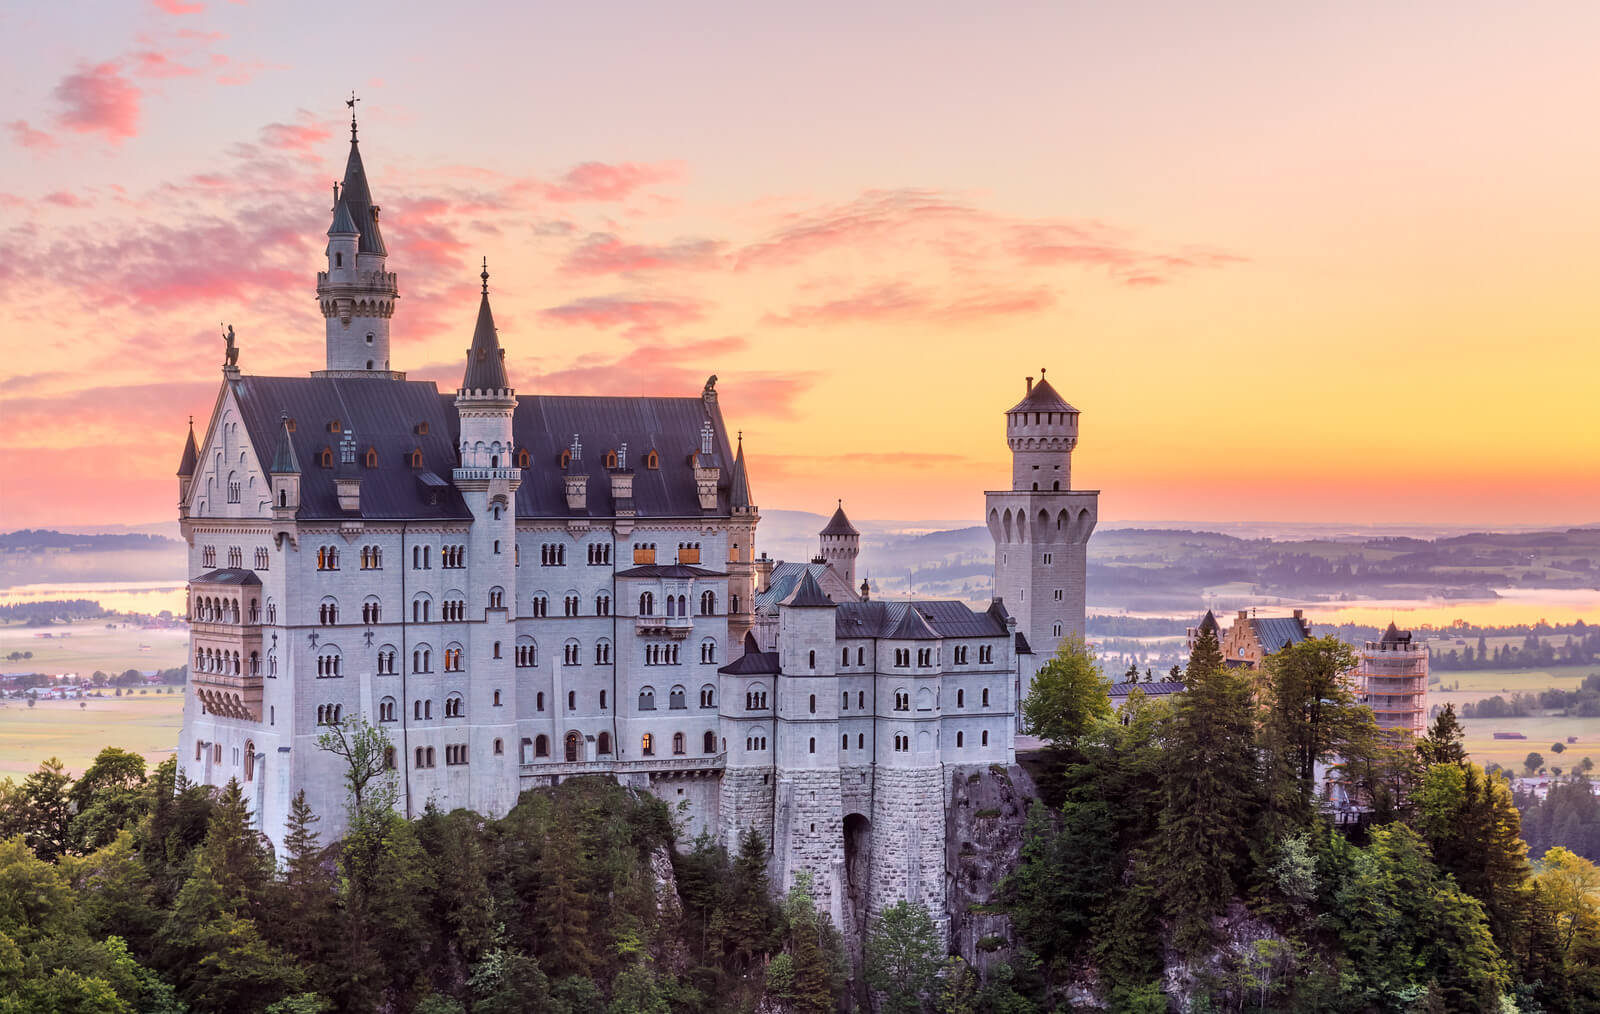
843;812;872;930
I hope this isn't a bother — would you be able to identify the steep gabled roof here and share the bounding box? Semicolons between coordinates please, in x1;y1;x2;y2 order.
729;436;752;509
884;605;939;640
1108;680;1185;698
719;632;781;675
1250;616;1309;654
461;269;510;392
269;414;300;474
1198;609;1220;635
783;568;835;608
832;600;1008;640
177;420;199;477
1006;375;1077;415
339;132;386;255
327;198;358;237
820;500;858;536
1380;621;1411;644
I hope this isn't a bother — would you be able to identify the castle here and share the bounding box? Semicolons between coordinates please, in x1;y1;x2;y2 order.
175;115;1098;935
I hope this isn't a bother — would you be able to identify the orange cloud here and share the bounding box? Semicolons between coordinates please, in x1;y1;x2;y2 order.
561;233;726;275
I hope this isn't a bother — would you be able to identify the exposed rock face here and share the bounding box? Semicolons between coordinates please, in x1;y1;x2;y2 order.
944;763;1038;970
651;845;692;976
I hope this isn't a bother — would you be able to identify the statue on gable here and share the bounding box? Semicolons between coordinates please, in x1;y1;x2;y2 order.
221;324;239;367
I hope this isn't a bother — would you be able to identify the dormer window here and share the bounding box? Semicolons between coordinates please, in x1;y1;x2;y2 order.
328;420;341;433
415;421;429;435
516;448;530;468
319;448;333;468
364;448;378;468
410;449;423;469
559;449;571;469
604;449;617;469
645;449;659;470
285;418;296;432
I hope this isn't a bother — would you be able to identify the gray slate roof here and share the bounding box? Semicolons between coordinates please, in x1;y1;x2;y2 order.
1250;616;1311;654
461;289;510;392
833;600;1008;641
177;422;198;477
1380;621;1411;644
1108;680;1185;697
229;376;734;521
820;501;858;536
269;415;301;474
1197;610;1220;635
339;137;386;256
327;199;358;236
729;438;752;509
755;562;831;613
193;568;262;586
1006;375;1077;415
719;632;781;675
783;568;835;608
616;564;726;579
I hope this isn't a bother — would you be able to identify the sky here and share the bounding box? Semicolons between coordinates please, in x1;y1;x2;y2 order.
1;0;1597;531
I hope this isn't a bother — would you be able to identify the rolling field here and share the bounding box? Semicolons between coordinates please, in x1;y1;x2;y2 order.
0;693;185;779
0;618;188;675
1429;664;1599;771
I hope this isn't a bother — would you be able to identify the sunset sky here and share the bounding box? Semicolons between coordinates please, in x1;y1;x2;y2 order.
2;1;1597;530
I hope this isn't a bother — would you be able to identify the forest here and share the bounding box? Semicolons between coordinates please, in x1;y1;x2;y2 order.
0;632;1597;1013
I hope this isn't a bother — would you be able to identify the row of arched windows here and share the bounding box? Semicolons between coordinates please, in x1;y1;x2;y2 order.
191;595;252;624
316;546;339;570
636;684;717;711
644;643;680;665
316;653;341;677
540;544;567;566
316;703;343;725
360;546;383;569
194;647;253;675
586;543;612;565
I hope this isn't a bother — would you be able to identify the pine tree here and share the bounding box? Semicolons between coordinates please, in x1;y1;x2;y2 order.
1416;704;1467;767
1158;643;1261;951
1260;636;1375;834
1186;623;1224;684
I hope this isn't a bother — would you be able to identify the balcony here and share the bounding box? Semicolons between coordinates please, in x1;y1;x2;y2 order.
520;753;725;778
451;467;523;481
193;669;264;722
636;615;693;638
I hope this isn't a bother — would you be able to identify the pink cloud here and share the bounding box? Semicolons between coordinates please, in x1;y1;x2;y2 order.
259;120;332;153
53;62;141;142
42;191;92;209
129;50;203;79
561;233;725;275
176;28;226;41
541;296;704;336
542;161;683;202
7;120;58;150
151;0;205;12
736;189;980;269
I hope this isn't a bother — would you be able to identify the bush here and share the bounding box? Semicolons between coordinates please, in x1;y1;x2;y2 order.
976;935;1006;952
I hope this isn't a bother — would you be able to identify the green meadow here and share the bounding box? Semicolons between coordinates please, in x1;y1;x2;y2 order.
0;693;185;779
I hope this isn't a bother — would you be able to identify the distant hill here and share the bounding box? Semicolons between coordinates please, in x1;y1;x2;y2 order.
1;530;181;551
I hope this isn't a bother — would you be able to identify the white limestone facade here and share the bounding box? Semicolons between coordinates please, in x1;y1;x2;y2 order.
174;121;1093;941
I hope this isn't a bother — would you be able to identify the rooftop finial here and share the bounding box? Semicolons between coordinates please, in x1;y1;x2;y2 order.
1040;366;1046;377
331;180;339;207
346;91;359;141
481;256;489;296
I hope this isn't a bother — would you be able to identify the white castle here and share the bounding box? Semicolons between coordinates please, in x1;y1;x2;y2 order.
175;116;1098;934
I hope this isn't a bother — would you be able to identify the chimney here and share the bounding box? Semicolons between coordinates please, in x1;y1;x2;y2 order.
1026;376;1034;394
860;579;870;602
1237;610;1249;621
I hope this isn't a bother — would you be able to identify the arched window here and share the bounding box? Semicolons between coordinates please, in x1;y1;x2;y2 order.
639;591;654;615
669;685;686;709
565;732;583;762
699;684;716;708
700;590;716;615
536;692;545;711
364;448;377;468
645;449;659;469
672;732;686;755
535;735;549;758
808;650;816;670
809;737;816;754
957;689;965;708
411;449;423;468
704;730;717;753
493;689;501;707
639;686;656;710
516;448;530;468
445;693;463;718
809;693;816;714
666;595;676;618
379;697;396;722
600;689;608;709
597;731;612;755
982;688;990;707
243;741;255;781
982;730;989;746
641;733;655;756
516;637;537;667
957;731;965;748
567;690;575;711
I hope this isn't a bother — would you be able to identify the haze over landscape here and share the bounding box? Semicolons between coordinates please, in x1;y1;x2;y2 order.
3;4;1599;1013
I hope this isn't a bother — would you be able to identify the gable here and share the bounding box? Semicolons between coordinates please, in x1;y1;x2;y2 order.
189;384;273;520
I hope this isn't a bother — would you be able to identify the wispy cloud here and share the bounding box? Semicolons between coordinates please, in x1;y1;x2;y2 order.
541;161;683;202
561;233;725;275
7;120;58;151
541;295;704;337
764;281;1053;326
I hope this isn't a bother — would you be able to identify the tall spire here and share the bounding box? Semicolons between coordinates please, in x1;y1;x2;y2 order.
461;258;509;392
338;93;384;256
177;417;198;477
270;413;301;474
729;431;753;510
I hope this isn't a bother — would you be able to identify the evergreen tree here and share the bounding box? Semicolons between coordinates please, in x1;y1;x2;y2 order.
1416;703;1467;767
1157;641;1260;951
264;792;340;995
1186;623;1225;684
1261;636;1376;835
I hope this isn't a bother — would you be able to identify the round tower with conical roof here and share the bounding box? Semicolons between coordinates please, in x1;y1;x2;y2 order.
985;369;1100;666
315;107;402;377
817;500;860;589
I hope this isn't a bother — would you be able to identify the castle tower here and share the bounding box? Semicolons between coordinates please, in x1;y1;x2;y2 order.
451;260;521;817
773;570;846;927
314;106;401;378
818;500;860;588
726;433;760;647
985;369;1099;661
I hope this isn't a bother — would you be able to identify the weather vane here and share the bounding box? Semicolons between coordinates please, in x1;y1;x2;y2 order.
346;91;359;139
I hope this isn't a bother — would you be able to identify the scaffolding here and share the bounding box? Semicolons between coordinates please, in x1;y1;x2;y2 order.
1357;634;1428;736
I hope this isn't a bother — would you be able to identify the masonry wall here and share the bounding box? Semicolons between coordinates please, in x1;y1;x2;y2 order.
869;765;950;939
